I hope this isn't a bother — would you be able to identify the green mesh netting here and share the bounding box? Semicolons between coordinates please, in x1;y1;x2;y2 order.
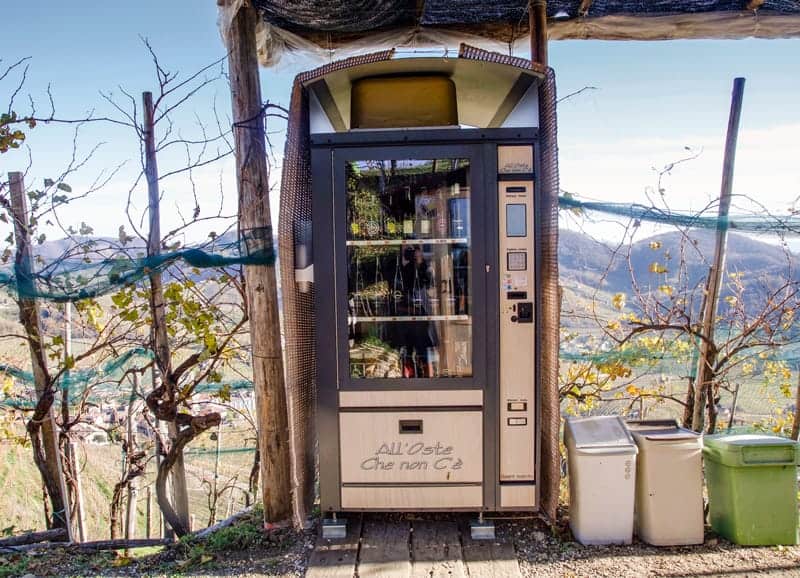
0;348;152;410
559;195;800;234
0;349;254;410
4;196;800;409
1;228;274;303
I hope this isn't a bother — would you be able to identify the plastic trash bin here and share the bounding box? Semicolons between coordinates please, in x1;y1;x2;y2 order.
703;434;800;545
564;415;638;545
627;419;704;546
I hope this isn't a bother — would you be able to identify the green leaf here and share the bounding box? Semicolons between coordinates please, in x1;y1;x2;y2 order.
56;182;72;192
44;178;55;188
122;309;140;322
204;333;218;353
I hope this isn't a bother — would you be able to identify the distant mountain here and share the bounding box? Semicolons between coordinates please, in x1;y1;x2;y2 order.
559;228;798;317
21;229;796;317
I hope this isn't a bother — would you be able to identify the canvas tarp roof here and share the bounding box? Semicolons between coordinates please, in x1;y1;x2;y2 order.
219;0;800;66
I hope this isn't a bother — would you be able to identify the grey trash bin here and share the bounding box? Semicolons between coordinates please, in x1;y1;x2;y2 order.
627;419;704;546
564;416;638;545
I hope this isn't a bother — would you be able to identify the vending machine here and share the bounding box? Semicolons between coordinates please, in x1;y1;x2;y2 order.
304;53;545;529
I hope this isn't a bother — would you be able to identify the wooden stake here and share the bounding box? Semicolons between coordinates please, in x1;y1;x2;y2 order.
211;421;222;525
691;78;745;433
791;366;800;440
143;91;191;533
226;1;292;523
146;486;152;539
63;303;87;542
529;0;548;66
9;172;72;540
125;373;140;541
68;441;87;542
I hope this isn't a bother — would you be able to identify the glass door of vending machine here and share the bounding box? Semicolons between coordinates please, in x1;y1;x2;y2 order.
315;142;492;511
335;146;487;389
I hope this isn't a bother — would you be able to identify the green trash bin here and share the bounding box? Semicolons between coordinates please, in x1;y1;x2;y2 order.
703;434;800;545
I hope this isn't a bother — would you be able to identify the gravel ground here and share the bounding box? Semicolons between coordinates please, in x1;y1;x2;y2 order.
5;514;800;577
501;517;800;578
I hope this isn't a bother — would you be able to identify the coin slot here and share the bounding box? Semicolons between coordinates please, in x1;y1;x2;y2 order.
508;402;527;412
507;417;528;426
399;419;423;434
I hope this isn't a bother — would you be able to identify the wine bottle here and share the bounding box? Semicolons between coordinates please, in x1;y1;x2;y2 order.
392;252;404;315
412;265;423;315
402;185;414;237
373;256;386;316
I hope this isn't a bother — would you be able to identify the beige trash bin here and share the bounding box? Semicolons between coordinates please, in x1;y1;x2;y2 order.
564;416;638;545
627;419;704;546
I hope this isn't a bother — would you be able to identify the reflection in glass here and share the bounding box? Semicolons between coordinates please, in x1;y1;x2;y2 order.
345;159;472;379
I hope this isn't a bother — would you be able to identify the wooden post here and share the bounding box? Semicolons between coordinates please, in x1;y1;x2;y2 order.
691;78;745;433
68;441;87;542
791;366;800;440
530;0;560;523
529;0;548;66
64;303;87;542
125;373;140;541
211;421;222;525
9;171;72;540
145;486;152;539
143;91;191;533
226;1;292;522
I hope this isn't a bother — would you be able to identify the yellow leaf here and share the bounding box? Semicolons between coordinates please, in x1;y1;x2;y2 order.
112;556;132;567
626;385;640;396
649;241;662;250
200;554;214;564
1;376;13;396
658;285;674;296
649;262;668;274
611;293;626;311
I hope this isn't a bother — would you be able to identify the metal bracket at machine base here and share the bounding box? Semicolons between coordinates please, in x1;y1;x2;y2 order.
322;517;348;540
470;513;496;540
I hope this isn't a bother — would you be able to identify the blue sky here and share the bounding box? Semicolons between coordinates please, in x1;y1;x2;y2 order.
2;1;799;243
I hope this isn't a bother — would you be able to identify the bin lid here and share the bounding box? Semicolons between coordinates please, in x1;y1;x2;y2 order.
565;416;636;450
627;419;701;442
703;434;800;467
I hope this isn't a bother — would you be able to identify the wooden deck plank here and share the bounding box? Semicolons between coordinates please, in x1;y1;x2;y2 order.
411;520;466;578
358;519;412;578
460;522;522;578
305;517;362;578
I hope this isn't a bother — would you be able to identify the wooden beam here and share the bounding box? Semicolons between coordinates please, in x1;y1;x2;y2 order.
279;13;800;57
547;12;800;41
0;528;67;548
226;1;293;523
529;0;548;66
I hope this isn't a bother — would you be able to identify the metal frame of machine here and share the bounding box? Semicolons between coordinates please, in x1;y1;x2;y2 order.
312;127;542;513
